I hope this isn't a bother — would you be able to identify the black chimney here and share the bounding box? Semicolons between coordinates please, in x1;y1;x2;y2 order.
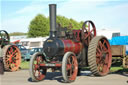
49;4;57;38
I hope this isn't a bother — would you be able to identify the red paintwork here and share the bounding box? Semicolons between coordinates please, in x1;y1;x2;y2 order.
11;40;20;44
62;39;83;54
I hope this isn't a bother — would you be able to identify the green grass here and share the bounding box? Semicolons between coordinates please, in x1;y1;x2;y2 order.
110;66;128;73
20;61;128;73
20;61;29;69
110;66;123;72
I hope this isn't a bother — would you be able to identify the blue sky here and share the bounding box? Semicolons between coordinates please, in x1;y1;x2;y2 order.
1;0;128;35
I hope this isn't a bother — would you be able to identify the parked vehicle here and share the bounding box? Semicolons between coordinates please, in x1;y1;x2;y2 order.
24;48;43;61
0;30;21;72
16;44;29;61
109;36;128;68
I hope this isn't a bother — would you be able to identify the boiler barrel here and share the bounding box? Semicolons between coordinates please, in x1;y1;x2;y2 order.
43;38;83;57
62;39;83;54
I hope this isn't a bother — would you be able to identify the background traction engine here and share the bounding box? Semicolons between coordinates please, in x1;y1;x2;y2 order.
0;30;21;72
29;4;112;83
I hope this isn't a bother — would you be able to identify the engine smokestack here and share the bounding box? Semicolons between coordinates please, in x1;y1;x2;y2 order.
49;4;57;38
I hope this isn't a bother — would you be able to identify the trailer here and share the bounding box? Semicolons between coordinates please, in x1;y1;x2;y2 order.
109;36;128;68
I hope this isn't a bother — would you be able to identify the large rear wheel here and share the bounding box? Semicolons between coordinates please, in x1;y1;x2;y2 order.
62;52;78;83
29;52;47;82
88;36;112;76
3;45;21;71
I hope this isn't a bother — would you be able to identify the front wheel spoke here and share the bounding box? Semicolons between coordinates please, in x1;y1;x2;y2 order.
68;57;71;64
38;70;41;77
67;64;72;70
72;56;75;64
36;58;39;64
70;68;72;77
34;64;38;71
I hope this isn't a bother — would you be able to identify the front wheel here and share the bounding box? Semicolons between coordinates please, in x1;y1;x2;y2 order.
29;52;47;82
62;52;78;83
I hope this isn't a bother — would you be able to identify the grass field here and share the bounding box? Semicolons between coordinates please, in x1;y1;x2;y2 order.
20;61;128;73
20;61;29;69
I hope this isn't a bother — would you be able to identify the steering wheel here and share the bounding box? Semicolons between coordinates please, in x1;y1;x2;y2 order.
0;30;10;46
81;20;96;46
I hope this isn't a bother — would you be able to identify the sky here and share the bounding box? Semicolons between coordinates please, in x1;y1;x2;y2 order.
1;0;128;35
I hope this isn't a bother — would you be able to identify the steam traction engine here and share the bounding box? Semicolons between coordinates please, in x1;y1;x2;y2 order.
0;30;21;73
29;4;112;82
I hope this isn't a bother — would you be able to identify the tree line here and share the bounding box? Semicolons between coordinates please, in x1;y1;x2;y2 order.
28;14;84;37
9;32;27;36
9;14;84;37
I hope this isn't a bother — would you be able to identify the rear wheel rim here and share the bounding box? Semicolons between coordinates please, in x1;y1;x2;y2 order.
4;45;21;71
88;36;112;76
96;39;111;75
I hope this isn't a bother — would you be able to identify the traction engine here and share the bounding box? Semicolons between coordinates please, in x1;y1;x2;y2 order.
29;4;112;82
0;30;21;73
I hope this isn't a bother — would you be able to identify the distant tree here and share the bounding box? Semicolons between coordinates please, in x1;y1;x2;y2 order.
79;21;84;28
28;14;85;37
56;15;83;30
28;14;49;37
56;15;71;28
9;32;27;36
69;18;81;29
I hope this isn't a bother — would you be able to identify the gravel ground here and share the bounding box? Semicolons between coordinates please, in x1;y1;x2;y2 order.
0;70;128;85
